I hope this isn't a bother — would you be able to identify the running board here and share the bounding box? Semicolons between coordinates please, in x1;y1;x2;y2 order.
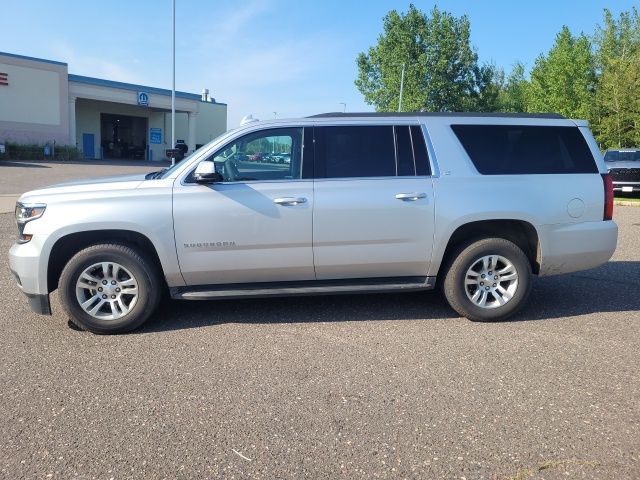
171;276;436;301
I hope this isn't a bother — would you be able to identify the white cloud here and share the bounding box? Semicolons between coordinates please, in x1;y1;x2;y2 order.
214;0;270;38
50;40;144;84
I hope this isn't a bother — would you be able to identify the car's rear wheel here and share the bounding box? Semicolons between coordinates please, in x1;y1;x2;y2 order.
442;237;532;322
58;243;162;334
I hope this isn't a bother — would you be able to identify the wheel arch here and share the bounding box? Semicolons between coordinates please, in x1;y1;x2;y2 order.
47;229;165;293
436;219;540;281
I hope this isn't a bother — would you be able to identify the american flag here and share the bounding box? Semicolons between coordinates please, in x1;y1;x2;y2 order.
0;72;7;86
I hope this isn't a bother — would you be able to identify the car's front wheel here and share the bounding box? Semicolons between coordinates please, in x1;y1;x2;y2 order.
58;243;162;334
442;237;532;322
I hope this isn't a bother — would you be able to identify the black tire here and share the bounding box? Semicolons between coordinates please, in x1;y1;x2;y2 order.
58;243;162;334
442;237;532;322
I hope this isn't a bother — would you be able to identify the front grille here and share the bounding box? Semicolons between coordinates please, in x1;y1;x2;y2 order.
609;168;640;182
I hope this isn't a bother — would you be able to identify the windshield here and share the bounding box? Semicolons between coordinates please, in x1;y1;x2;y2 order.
604;150;640;162
159;127;241;179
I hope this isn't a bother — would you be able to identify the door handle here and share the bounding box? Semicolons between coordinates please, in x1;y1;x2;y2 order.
395;192;427;201
273;197;307;206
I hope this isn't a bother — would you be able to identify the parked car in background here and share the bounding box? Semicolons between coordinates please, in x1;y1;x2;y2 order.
231;151;248;162
271;153;290;164
604;148;640;193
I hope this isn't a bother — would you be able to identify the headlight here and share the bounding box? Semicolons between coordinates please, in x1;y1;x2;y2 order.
15;202;46;243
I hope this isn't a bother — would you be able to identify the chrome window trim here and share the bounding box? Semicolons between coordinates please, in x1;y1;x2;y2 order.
180;178;314;187
176;118;438;186
312;175;432;183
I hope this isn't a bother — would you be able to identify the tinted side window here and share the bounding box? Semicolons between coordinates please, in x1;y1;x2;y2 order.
315;126;396;178
411;125;431;175
451;125;598;175
395;126;415;176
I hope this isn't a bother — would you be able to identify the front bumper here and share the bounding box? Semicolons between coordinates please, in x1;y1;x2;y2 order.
25;293;51;315
9;237;52;315
9;265;51;315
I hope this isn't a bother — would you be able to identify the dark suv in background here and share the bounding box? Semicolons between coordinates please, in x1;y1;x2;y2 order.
604;148;640;193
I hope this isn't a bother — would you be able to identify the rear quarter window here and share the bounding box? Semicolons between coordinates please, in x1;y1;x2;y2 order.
451;125;598;175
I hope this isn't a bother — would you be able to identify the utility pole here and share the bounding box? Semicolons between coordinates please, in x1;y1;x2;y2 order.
171;0;176;166
398;62;405;113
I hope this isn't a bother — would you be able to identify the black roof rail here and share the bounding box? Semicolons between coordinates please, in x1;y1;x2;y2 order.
307;112;566;119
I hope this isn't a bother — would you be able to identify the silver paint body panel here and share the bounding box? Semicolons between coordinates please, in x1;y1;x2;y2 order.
9;114;617;301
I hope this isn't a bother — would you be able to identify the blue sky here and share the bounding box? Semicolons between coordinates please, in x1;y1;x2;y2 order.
1;1;637;126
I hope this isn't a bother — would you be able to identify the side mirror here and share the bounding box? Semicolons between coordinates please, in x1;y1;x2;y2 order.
193;161;223;183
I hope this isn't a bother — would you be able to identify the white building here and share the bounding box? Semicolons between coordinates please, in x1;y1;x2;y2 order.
0;51;227;161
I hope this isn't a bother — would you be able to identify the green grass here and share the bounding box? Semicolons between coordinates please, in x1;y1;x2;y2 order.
614;195;640;203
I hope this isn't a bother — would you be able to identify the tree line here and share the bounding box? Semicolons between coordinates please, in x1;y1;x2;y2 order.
356;5;640;149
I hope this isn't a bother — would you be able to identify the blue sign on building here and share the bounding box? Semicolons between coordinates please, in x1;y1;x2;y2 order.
150;128;162;144
137;91;149;106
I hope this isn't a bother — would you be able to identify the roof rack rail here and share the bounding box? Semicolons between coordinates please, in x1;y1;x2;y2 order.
307;112;566;119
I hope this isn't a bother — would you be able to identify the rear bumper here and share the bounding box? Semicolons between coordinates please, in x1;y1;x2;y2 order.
612;182;640;192
538;220;618;276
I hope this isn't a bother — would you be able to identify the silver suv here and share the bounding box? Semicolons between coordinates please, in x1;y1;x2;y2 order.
604;148;640;193
9;113;618;334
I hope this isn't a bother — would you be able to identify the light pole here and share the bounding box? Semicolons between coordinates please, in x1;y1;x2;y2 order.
398;62;405;113
339;102;346;113
171;0;176;166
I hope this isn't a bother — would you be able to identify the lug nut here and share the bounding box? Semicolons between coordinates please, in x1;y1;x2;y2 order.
116;288;120;292
102;280;107;285
480;282;484;286
493;283;497;287
98;287;103;292
488;271;492;275
485;286;490;290
494;275;498;280
102;294;107;299
481;274;485;279
111;280;116;285
111;295;116;299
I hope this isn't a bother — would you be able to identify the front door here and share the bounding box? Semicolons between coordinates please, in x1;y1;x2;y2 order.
82;133;94;159
312;125;435;279
173;127;315;285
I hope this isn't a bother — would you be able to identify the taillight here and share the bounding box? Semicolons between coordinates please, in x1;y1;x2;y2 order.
602;173;614;220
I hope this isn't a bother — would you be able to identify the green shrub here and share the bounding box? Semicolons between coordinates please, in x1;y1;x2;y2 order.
0;141;80;161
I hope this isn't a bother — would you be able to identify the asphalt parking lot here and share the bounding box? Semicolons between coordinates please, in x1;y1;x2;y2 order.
0;161;639;479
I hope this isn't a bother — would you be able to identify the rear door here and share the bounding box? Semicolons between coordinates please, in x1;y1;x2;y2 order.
312;124;435;280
